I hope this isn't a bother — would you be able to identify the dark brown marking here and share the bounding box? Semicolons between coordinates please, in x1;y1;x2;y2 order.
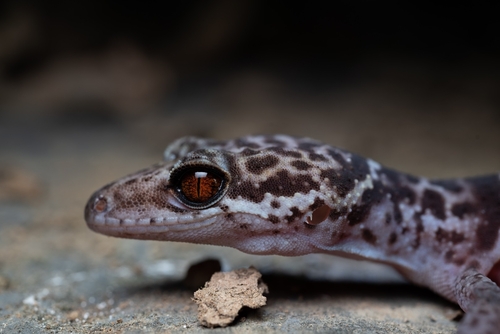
385;213;392;225
321;150;371;198
395;186;417;205
421;189;446;220
435;227;465;244
470;175;500;251
388;232;397;245
413;213;424;248
347;204;370;226
326;149;348;166
435;227;447;243
393;203;403;224
445;250;454;262
286;207;303;223
347;182;385;226
308;152;328;161
291;160;312;171
381;168;400;186
413;216;424;248
362;229;377;244
239;224;248;229
329;206;347;221
309;197;325;210
271;200;281;209
125;179;137;185
240;148;259;156
451;202;477;219
245;155;279;175
268;215;280;224
267;147;302;158
229;170;320;203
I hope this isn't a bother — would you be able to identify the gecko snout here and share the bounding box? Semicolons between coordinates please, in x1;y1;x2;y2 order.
84;191;111;226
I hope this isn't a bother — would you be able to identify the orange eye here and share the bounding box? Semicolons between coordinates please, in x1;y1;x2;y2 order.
170;164;229;209
179;171;222;203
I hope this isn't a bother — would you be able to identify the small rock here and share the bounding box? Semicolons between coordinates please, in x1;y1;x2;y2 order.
67;311;79;321
193;267;268;328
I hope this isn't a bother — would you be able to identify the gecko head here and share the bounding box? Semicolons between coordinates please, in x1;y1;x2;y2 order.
84;136;366;255
84;149;239;243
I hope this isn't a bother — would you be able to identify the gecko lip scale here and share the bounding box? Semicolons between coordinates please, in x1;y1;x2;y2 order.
85;191;221;232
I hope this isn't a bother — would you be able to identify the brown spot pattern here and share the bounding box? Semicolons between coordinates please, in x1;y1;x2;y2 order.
388;232;397;245
362;229;377;244
291;160;312;170
435;227;465;244
347;182;384;226
421;189;446;220
270;200;281;209
229;170;320;203
470;175;500;251
267;147;302;158
245;155;279;175
268;215;280;224
308;152;328;161
322;150;371;198
413;213;424;248
286;207;303;223
451;202;477;219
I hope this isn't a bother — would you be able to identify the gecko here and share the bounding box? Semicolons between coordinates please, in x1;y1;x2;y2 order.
84;134;500;333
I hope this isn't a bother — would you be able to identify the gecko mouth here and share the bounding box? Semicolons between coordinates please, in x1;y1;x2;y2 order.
84;193;219;235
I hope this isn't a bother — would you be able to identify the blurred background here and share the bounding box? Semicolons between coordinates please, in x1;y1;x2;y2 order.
1;1;499;174
0;1;499;332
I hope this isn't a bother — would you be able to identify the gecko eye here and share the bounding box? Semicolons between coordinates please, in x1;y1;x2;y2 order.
170;165;229;209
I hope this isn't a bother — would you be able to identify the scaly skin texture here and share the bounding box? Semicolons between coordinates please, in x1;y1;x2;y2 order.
85;135;500;333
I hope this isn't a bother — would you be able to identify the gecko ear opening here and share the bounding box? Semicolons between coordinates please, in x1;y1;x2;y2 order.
306;204;331;225
169;163;230;209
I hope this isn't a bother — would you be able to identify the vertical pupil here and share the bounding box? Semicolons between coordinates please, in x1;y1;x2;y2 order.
180;171;221;203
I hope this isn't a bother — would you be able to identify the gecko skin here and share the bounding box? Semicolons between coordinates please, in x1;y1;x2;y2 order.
85;135;500;333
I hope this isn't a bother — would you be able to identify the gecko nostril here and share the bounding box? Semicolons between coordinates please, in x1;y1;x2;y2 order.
94;197;108;213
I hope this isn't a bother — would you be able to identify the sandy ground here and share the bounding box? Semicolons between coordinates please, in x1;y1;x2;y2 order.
1;71;500;333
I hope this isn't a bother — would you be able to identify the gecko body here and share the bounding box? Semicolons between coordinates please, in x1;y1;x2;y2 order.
85;135;500;333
